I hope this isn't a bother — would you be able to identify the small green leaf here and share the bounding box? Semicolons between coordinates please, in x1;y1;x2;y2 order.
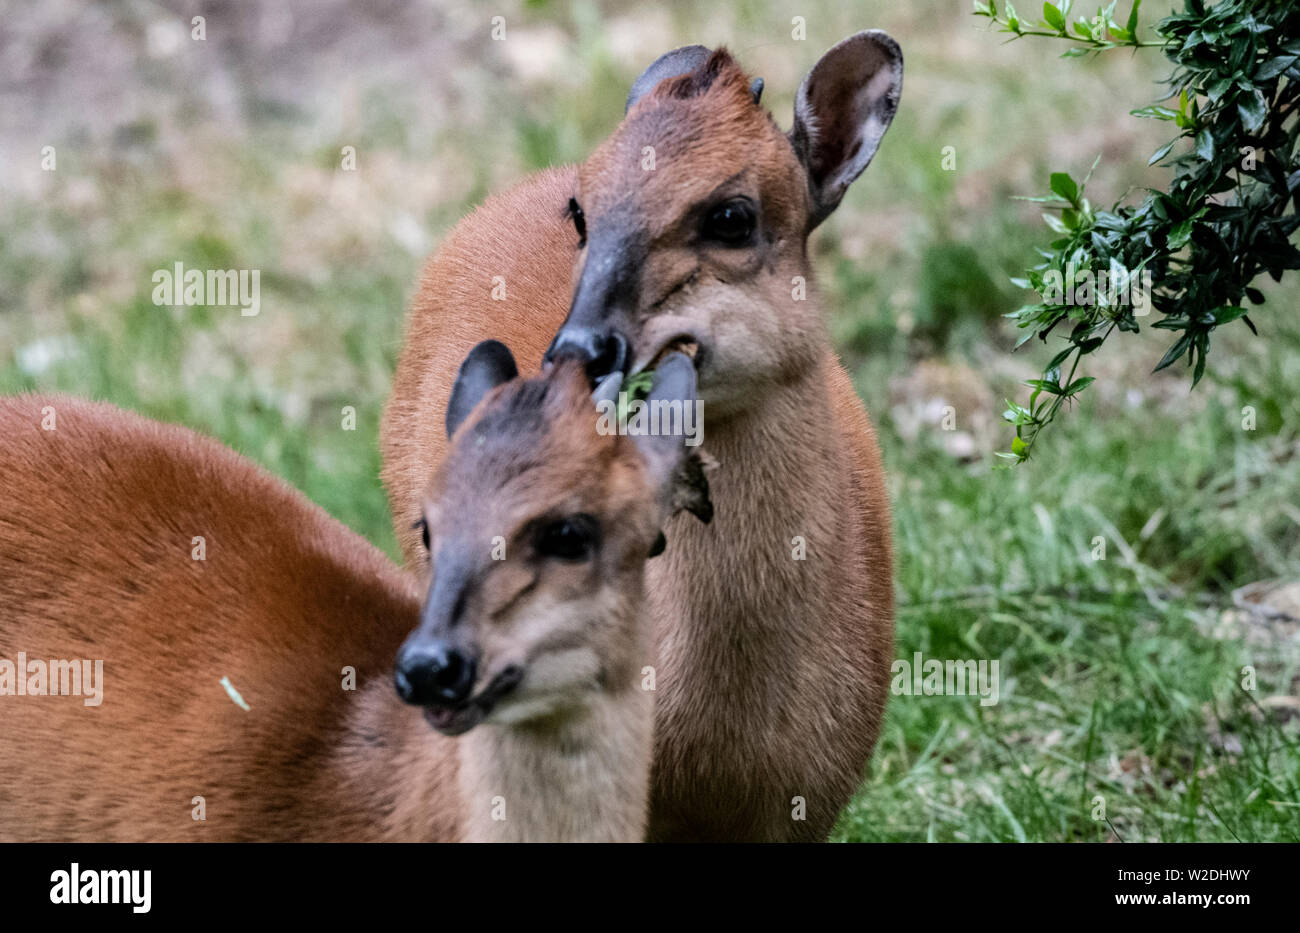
1154;332;1193;372
1050;172;1079;205
1204;76;1234;101
1209;305;1247;325
1194;128;1214;161
1048;347;1076;370
622;370;654;397
1125;0;1141;35
1130;105;1177;120
1002;399;1035;425
1043;2;1065;31
1148;139;1176;165
1237;89;1266;132
1256;54;1298;81
618;370;655;421
1005;0;1021;31
1042;212;1069;234
1025;378;1064;395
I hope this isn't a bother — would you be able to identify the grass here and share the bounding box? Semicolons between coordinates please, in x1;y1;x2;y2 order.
1;0;1297;841
835;333;1300;841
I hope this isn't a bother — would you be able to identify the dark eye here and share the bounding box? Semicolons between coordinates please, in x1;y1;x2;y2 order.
701;199;756;245
413;517;430;551
535;515;598;561
568;197;587;247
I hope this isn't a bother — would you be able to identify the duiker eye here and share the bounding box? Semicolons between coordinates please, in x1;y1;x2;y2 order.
535;515;598;561
701;198;756;245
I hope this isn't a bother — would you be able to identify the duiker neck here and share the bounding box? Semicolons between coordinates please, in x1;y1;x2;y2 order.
455;684;654;842
706;354;839;533
710;357;836;460
652;353;842;644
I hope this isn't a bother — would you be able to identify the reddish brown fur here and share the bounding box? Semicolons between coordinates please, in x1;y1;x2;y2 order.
382;46;895;841
0;376;669;842
0;395;454;841
383;166;579;527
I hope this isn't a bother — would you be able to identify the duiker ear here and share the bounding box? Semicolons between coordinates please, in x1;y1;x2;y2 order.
445;340;518;438
633;353;713;524
789;30;903;230
626;45;713;113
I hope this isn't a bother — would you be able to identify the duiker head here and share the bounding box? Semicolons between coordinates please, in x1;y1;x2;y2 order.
544;31;903;415
394;341;710;735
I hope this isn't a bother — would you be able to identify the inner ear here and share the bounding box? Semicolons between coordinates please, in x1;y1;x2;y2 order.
789;30;903;230
445;340;517;438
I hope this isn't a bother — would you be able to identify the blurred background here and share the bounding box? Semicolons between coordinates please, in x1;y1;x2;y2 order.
1;0;1296;841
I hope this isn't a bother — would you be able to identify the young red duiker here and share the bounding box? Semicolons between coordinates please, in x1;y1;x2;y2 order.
0;348;705;841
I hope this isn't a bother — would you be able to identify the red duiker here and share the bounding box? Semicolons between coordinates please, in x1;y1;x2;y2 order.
382;31;901;840
0;348;705;841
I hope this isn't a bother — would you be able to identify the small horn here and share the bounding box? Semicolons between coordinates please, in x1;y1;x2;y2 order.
749;77;764;104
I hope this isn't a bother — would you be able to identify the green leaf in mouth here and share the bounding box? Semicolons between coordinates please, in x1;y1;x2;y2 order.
617;370;655;422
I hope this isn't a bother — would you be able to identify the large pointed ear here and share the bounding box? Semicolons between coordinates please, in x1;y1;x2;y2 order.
445;340;517;438
631;353;713;524
789;30;903;230
626;45;713;113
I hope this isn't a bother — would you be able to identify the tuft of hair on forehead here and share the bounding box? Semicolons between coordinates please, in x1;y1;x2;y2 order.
458;360;601;476
433;359;596;503
652;48;754;109
468;359;591;444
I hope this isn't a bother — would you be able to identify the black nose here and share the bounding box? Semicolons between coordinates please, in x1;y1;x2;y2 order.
394;641;476;706
544;328;629;381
